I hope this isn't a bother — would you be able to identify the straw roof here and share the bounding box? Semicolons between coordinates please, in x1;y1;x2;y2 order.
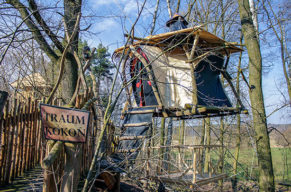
114;26;243;55
11;73;50;89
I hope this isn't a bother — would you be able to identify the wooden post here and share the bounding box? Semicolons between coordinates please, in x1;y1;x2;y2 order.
11;99;20;180
158;117;166;174
192;149;197;183
15;103;23;177
164;118;173;172
4;99;14;184
43;141;58;192
0;91;8;116
218;117;224;191
19;103;26;175
1;101;9;184
183;33;200;108
198;148;202;175
178;147;182;170
24;98;31;171
146;124;152;185
178;121;182;170
28;100;34;169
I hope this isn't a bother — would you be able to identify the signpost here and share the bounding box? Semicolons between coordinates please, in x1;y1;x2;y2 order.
0;91;8;116
40;104;90;143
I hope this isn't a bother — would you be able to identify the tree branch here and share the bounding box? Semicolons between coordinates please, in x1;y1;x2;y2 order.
28;0;64;53
46;13;81;104
0;9;36;65
6;0;59;62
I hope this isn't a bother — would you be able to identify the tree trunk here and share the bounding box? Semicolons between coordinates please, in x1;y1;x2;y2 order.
60;1;82;191
62;0;81;103
237;0;275;191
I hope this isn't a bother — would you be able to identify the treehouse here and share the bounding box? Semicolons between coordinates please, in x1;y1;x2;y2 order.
114;25;247;119
100;17;249;190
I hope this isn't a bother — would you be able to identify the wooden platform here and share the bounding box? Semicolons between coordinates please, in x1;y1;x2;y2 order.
124;105;248;119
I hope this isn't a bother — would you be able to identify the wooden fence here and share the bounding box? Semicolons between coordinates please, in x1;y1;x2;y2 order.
0;94;99;187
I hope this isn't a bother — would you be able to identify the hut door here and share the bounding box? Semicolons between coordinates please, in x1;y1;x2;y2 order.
130;48;158;107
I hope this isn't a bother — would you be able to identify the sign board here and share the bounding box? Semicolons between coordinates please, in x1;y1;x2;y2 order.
0;91;8;116
40;104;90;143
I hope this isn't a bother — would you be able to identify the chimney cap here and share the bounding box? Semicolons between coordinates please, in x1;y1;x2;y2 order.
166;13;188;27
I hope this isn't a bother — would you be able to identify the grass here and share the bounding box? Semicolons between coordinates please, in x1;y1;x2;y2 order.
165;145;291;183
220;147;291;183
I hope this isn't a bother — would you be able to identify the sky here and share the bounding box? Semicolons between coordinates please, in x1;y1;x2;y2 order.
82;0;290;124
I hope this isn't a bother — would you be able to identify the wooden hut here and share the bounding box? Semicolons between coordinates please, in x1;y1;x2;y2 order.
114;26;247;119
11;73;51;99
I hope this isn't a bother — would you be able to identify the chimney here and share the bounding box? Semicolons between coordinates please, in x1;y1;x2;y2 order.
166;13;188;31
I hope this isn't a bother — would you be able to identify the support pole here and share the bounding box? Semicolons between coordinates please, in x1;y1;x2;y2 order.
192;149;197;183
158;117;166;174
183;33;200;109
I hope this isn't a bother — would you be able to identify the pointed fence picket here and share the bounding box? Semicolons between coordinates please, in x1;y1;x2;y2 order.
0;93;98;187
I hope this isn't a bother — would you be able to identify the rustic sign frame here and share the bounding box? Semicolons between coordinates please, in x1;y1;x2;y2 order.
40;103;90;143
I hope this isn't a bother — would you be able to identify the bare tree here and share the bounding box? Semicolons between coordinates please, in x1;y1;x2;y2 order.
237;0;275;191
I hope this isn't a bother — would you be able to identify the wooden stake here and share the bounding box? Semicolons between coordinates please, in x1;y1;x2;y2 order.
192;149;197;183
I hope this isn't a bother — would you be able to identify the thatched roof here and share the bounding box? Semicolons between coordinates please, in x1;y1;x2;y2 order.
11;73;50;89
114;26;243;55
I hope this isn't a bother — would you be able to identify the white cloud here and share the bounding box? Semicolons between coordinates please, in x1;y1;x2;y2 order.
123;0;138;14
90;0;145;16
94;18;118;31
90;0;115;6
90;0;128;7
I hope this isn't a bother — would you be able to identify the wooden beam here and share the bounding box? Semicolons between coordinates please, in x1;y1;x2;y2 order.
116;149;138;153
119;136;147;140
151;144;223;149
125;109;156;114
123;122;151;127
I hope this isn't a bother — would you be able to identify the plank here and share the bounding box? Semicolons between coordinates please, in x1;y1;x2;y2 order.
123;122;151;127
119;136;147;140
